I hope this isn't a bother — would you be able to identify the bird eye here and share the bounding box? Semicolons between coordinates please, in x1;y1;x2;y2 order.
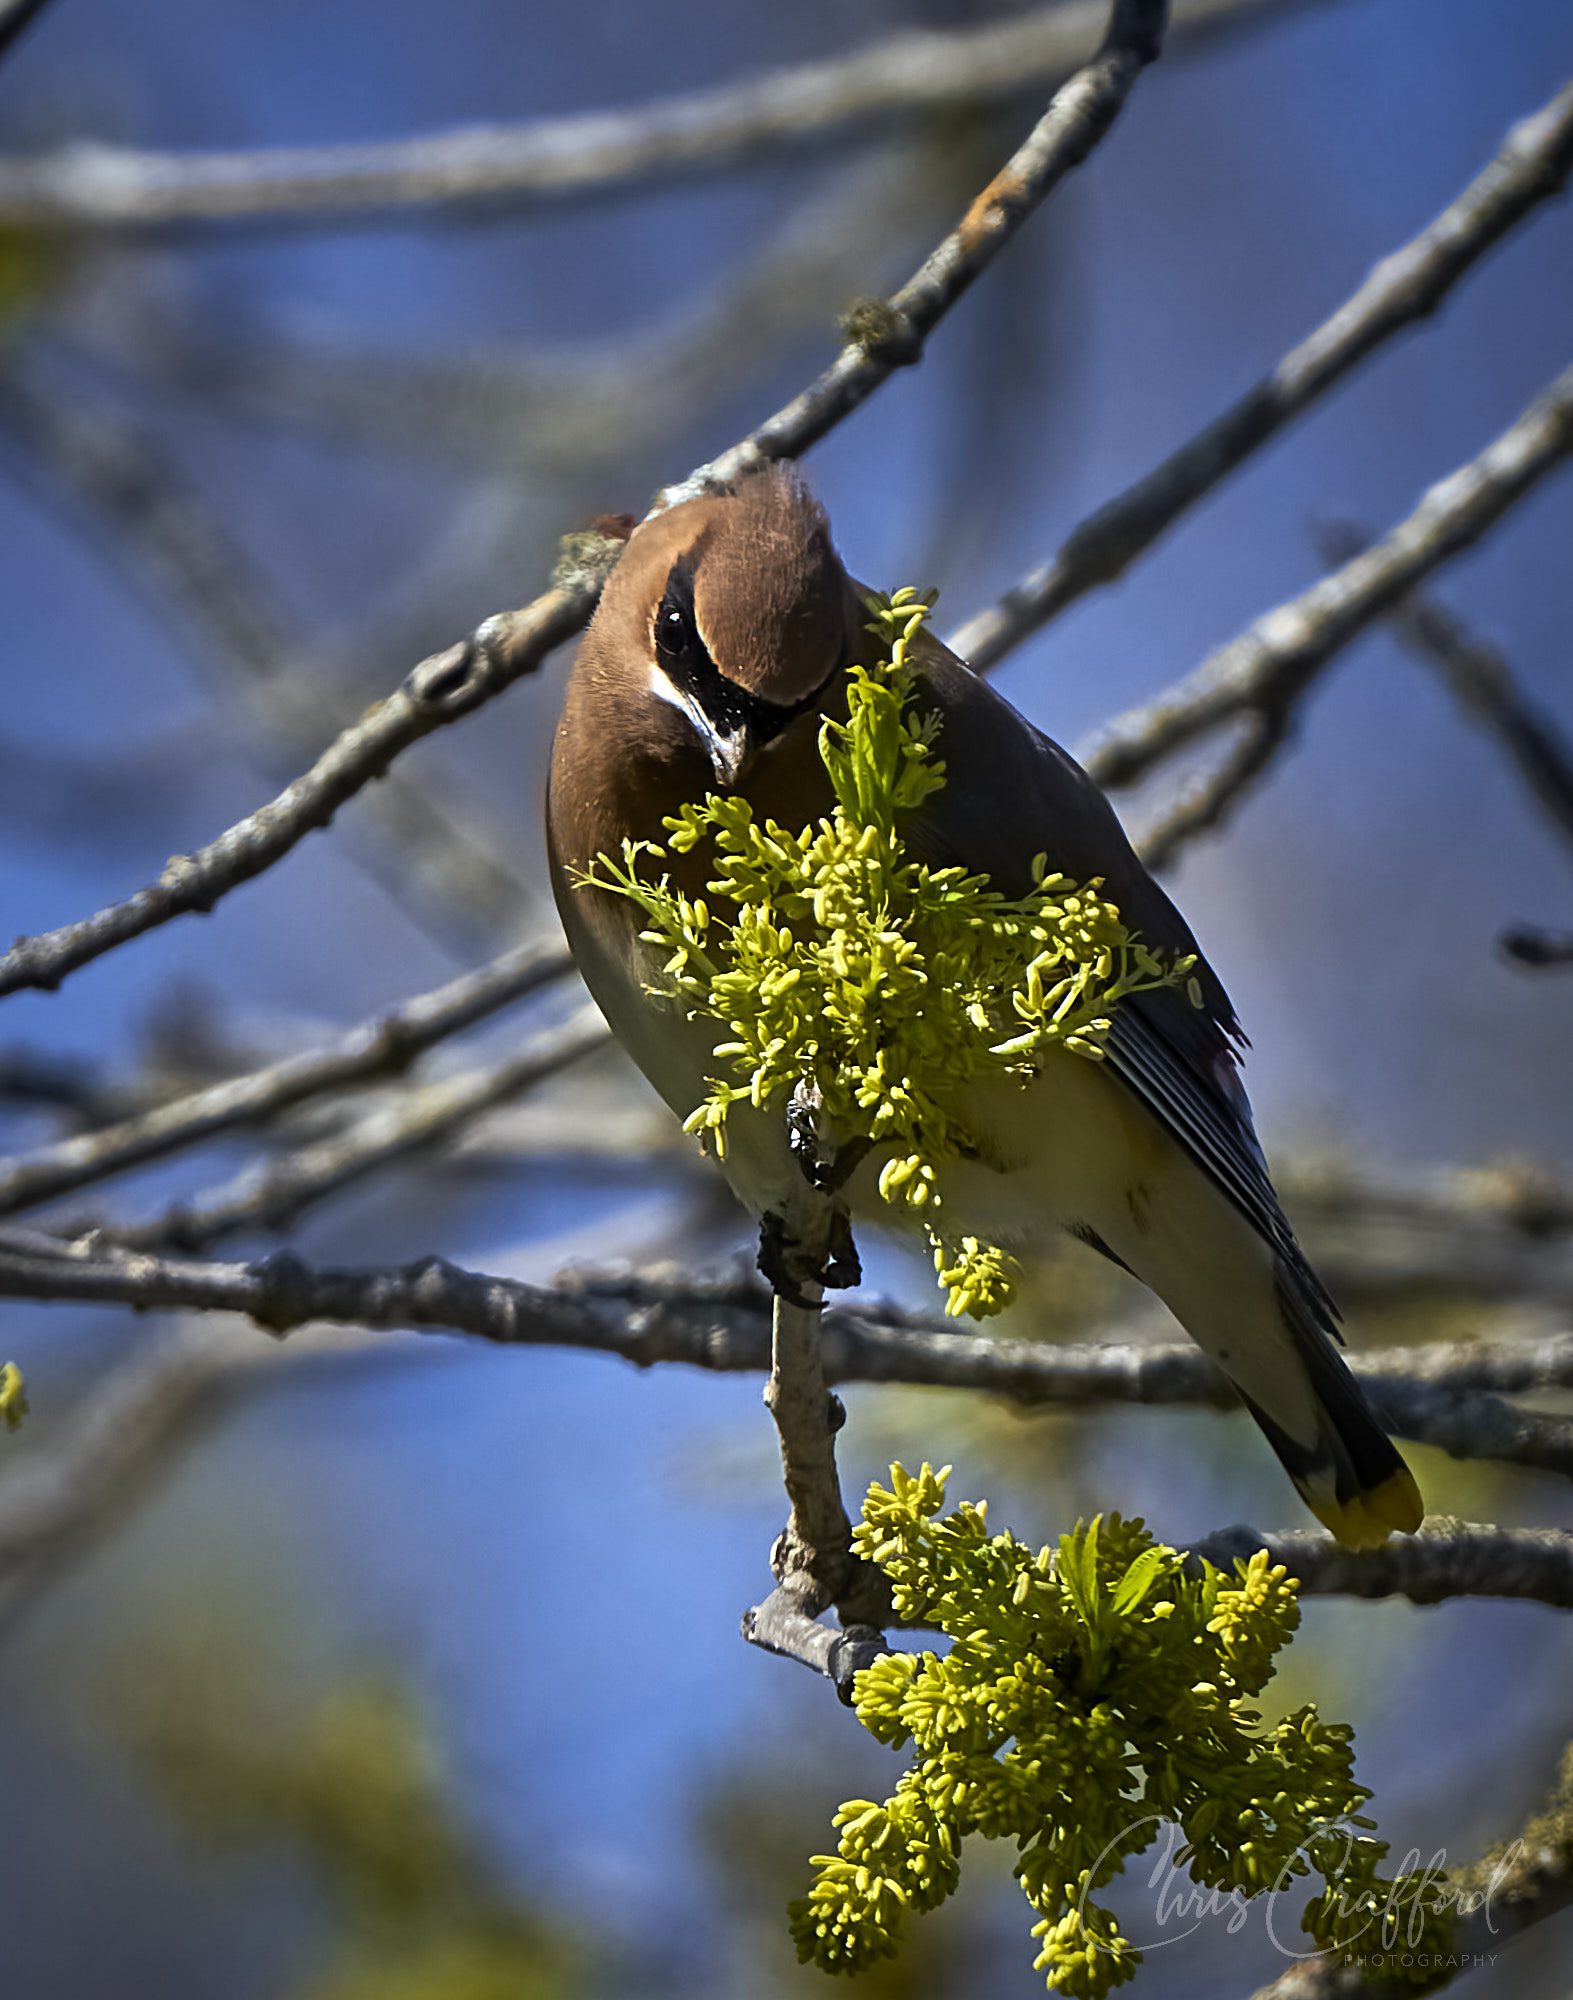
655;563;707;672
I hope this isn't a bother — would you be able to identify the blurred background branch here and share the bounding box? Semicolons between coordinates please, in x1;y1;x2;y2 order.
1252;1747;1573;1996
948;79;1573;669
1082;362;1573;791
0;0;1340;234
0;935;574;1215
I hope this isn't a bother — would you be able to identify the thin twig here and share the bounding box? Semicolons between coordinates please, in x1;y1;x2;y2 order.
1135;704;1297;868
1317;518;1573;855
950;80;1573;669
0;0;1314;234
0;937;574;1216
1080;364;1573;792
742;1585;887;1696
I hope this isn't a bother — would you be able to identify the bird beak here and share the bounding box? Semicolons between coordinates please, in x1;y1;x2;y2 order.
664;680;751;788
701;719;750;789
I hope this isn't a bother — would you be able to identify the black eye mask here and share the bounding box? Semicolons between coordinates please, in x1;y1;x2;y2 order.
654;557;838;751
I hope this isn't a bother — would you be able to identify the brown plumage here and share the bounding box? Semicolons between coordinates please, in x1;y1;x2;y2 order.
546;466;1423;1548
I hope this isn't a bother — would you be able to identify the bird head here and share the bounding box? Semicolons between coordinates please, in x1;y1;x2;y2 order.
588;466;855;790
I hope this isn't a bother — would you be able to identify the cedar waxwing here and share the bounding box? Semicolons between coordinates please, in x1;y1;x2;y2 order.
546;467;1423;1549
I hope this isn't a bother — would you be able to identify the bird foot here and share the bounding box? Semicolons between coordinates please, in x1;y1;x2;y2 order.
786;1101;871;1195
758;1210;861;1305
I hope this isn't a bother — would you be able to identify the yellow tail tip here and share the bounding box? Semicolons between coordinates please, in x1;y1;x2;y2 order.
1308;1466;1424;1549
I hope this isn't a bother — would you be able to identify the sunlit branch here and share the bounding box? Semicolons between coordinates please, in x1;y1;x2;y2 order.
1079;364;1573;792
3;1235;1571;1486
949;80;1573;669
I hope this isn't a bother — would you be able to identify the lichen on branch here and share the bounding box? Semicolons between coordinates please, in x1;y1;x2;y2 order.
580;589;1194;1318
790;1464;1453;1997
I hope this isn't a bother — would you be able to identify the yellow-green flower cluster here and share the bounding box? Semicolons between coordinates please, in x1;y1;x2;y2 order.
0;1361;26;1434
790;1464;1452;1997
0;226;69;343
582;589;1194;1318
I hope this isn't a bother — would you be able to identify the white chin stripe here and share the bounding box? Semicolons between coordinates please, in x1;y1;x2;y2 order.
647;659;740;767
647;660;706;731
647;660;686;710
649;659;729;737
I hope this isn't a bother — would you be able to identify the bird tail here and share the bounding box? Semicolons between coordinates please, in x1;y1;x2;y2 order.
1231;1259;1422;1550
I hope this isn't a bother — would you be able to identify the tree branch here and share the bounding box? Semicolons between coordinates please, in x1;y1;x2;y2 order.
3;1228;1563;1612
0;584;595;1000
1193;1520;1573;1608
741;1586;887;1696
0;365;535;955
0;936;574;1217
0;0;1317;235
1080;363;1573;792
661;0;1171;505
741;1098;892;1687
88;1008;606;1253
949;80;1573;669
3;1235;1571;1485
1135;704;1297;869
0;0;1170;1006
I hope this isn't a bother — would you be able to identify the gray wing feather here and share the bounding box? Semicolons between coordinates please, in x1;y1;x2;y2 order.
908;642;1339;1332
